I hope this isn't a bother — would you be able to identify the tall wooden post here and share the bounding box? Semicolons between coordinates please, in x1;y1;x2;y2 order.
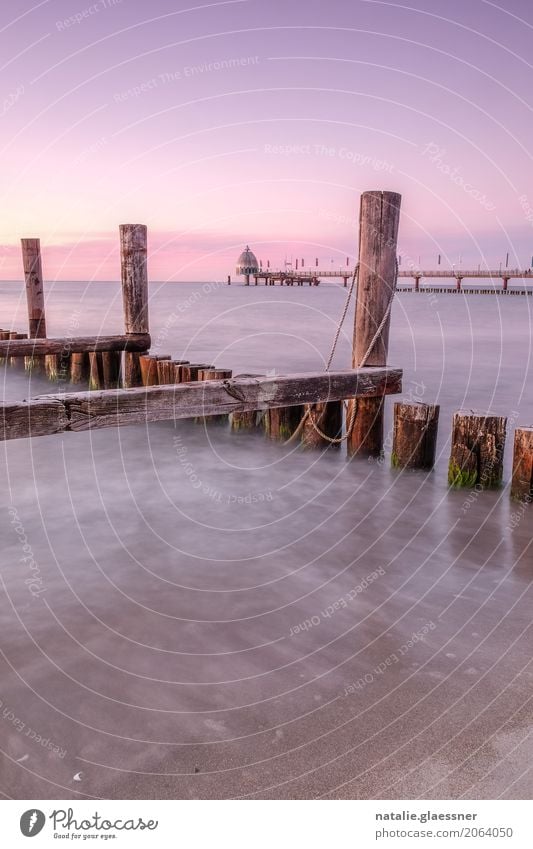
120;224;149;387
21;239;47;339
348;190;401;457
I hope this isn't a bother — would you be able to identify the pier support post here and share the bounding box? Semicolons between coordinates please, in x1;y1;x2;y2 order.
448;412;507;488
120;224;149;387
348;190;401;457
511;427;533;501
392;402;439;469
414;275;420;292
503;277;509;292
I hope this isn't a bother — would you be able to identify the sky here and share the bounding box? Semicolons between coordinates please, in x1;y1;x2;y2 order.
1;0;533;280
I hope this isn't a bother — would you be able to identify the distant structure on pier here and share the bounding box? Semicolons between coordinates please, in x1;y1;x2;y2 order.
236;246;259;285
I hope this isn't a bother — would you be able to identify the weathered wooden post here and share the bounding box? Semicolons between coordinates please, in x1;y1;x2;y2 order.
448;412;507;488
392;402;440;469
157;358;175;385
348;190;401;457
301;402;343;449
230;374;264;431
182;363;213;382
171;360;190;382
88;352;102;390
265;405;304;441
101;351;121;388
140;354;170;386
21;238;47;371
0;330;9;365
70;352;89;384
197;368;232;424
21;239;47;339
231;410;261;430
120;224;149;387
511;428;533;501
9;332;27;366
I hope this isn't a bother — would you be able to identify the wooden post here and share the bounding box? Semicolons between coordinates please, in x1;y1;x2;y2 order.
21;239;47;339
392;402;440;469
197;368;232;424
301;401;343;449
101;351;121;389
171;360;190;383
140;354;169;386
230;374;264;431
181;363;213;382
140;354;157;386
70;352;89;384
88;352;102;390
10;332;27;366
120;224;149;387
0;330;9;365
231;410;260;430
511;428;533;501
348;190;401;457
265;405;304;441
448;412;507;488
157;358;175;385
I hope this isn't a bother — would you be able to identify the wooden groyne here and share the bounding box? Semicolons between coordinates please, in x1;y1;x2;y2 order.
2;192;533;507
0;200;403;450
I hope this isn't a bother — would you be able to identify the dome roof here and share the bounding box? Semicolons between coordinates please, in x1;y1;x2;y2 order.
236;245;259;274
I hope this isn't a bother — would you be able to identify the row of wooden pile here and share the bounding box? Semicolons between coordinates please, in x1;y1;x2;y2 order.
137;353;309;440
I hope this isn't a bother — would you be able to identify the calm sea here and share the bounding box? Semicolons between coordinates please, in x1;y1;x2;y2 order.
0;280;531;800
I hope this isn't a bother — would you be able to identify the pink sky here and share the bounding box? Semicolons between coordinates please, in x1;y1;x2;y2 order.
1;0;533;280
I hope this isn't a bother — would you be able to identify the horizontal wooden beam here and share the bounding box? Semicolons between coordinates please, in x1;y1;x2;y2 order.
0;333;150;357
1;367;401;441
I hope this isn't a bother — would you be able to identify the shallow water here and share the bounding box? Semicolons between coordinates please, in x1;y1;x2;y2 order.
0;280;532;800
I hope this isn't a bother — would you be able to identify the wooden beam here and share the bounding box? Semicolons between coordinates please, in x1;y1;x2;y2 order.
0;367;401;441
0;333;150;358
1;400;69;441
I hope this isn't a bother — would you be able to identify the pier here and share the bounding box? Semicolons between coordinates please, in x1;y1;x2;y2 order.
237;267;533;292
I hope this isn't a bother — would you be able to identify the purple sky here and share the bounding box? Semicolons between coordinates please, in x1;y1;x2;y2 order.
1;0;532;280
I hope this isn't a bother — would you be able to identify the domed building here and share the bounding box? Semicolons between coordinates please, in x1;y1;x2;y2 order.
236;245;259;284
